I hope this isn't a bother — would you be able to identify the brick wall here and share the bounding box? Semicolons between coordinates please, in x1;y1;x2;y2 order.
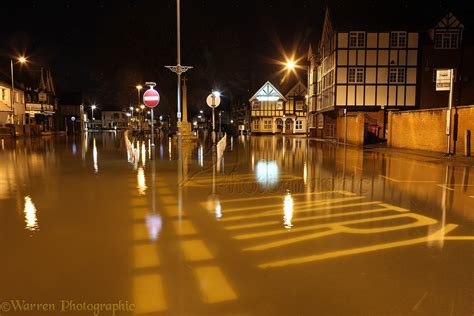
388;105;474;154
336;112;365;145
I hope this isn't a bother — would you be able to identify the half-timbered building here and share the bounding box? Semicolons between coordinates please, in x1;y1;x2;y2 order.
250;81;307;135
308;7;419;141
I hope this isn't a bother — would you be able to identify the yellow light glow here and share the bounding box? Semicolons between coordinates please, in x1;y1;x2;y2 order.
136;85;143;90
283;192;294;229
140;105;145;110
137;166;147;195
24;196;39;232
18;56;27;64
286;59;296;70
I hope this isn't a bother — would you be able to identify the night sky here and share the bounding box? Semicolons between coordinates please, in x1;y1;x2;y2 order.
1;0;471;118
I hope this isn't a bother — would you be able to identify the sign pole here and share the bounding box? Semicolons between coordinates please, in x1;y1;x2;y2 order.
446;69;454;155
151;109;155;147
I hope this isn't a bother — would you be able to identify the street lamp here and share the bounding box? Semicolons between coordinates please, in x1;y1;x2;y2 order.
286;59;296;71
136;85;142;106
10;56;28;128
91;105;97;122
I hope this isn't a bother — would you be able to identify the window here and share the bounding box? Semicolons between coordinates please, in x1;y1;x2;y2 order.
390;32;407;47
434;32;460;49
252;101;260;110
252;120;259;129
389;68;406;84
264;119;272;129
295;100;304;111
349;32;365;48
276;101;283;110
1;89;5;101
295;120;303;130
348;68;365;83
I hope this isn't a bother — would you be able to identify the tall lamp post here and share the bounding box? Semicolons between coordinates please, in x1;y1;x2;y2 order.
136;85;142;106
165;0;193;129
10;56;28;136
91;105;97;129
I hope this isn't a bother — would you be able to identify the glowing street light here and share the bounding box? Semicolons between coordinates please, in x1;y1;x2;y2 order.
91;105;97;122
9;56;28;131
286;59;296;71
136;85;143;106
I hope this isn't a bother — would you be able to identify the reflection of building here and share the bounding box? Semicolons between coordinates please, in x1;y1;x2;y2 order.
24;68;57;134
250;81;307;135
101;111;130;129
308;7;419;141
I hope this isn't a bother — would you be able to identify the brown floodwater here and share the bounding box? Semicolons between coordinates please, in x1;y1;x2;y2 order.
0;133;473;316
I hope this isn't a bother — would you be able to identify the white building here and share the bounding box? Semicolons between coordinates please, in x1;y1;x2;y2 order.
250;81;308;135
0;81;26;130
101;111;130;129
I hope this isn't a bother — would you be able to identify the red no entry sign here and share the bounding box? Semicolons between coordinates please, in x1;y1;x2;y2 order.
143;88;160;108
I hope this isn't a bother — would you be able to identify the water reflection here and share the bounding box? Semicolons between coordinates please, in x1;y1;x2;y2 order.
145;214;162;241
92;137;98;173
24;196;39;232
283;191;294;229
137;167;147;196
255;160;279;188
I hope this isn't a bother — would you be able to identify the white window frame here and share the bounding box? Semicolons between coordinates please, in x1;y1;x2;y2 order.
349;32;365;48
389;68;406;84
434;31;460;49
390;31;407;48
348;67;365;84
295;120;303;130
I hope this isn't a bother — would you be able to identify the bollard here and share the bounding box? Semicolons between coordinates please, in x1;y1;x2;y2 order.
466;130;471;157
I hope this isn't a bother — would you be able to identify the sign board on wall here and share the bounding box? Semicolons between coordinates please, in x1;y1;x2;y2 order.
436;69;452;91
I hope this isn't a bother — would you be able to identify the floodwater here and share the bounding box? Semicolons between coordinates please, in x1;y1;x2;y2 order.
0;133;473;316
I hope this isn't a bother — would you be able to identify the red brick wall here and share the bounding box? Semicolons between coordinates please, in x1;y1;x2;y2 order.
388;105;474;154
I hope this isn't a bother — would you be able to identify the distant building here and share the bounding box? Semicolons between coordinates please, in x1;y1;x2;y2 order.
0;82;26;134
101;111;130;129
419;12;474;108
24;68;58;134
250;81;307;134
308;7;419;140
58;92;86;133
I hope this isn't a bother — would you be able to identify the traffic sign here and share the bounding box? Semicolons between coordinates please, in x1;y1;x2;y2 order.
143;88;160;108
436;69;452;91
206;93;221;108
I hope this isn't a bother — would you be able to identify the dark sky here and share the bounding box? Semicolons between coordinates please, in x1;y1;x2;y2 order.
1;0;471;118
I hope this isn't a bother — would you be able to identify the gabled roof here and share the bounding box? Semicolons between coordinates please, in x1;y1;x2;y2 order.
249;81;287;102
285;82;307;98
434;12;464;29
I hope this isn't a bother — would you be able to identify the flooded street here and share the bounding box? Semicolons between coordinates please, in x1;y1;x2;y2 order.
0;133;473;316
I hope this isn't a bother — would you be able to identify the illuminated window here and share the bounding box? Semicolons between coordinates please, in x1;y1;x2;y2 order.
264;119;272;129
434;32;460;49
276;101;283;110
348;68;365;83
296;100;304;111
295;120;303;130
349;32;365;48
389;68;406;84
252;120;259;129
252;101;260;110
390;32;407;47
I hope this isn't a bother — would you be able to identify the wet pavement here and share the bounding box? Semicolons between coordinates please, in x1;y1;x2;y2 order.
0;133;473;316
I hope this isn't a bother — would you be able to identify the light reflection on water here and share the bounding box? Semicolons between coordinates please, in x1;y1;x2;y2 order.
137;166;147;196
283;191;294;229
24;196;39;232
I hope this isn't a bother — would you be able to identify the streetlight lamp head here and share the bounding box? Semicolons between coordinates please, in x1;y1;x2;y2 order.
91;105;97;110
136;85;143;90
286;59;296;70
200;110;203;114
130;106;134;111
212;90;221;97
18;56;27;64
140;104;145;110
